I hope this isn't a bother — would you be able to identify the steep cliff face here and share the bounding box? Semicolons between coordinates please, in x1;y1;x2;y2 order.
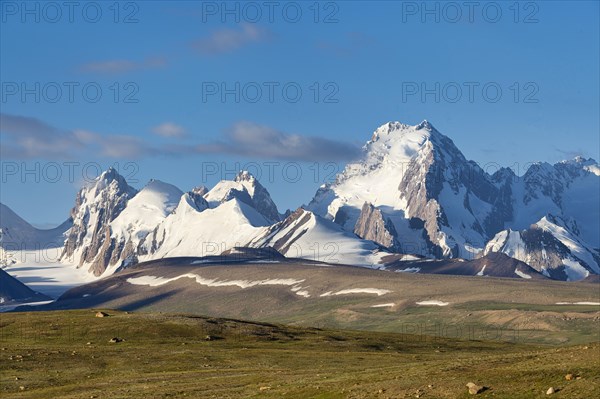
306;121;599;280
307;121;509;258
61;168;137;276
353;203;399;251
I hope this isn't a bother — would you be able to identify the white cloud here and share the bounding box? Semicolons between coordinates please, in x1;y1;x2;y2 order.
191;24;271;55
0;114;155;160
152;122;186;138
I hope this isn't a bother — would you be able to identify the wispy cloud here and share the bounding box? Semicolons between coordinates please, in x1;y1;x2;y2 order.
194;121;361;161
0;113;157;159
1;114;360;162
152;122;186;138
0;114;84;159
79;57;167;74
191;24;271;55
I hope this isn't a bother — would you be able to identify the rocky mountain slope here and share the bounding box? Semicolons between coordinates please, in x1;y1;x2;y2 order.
307;121;599;280
0;268;50;304
2;121;598;281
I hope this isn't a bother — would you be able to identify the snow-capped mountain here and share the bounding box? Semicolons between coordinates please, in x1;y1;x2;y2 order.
1;202;71;269
61;168;138;275
204;171;282;223
483;214;600;281
3;120;598;282
308;121;509;258
248;208;388;266
146;195;271;259
307;121;599;280
54;167;389;274
0;202;71;251
497;156;600;247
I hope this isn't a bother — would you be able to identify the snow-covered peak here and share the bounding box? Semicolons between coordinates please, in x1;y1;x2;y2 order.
60;168;139;274
81;168;137;203
560;156;596;166
484;213;599;281
368;120;434;145
415;119;435;130
557;157;599;176
148;196;271;259
234;170;256;183
110;179;183;241
204;172;281;223
137;179;183;213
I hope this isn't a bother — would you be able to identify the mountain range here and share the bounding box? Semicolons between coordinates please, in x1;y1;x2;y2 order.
1;121;598;282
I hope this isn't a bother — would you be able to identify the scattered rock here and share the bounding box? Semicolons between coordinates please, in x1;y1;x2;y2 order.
95;311;109;318
546;387;556;395
259;386;271;391
466;382;486;395
19;386;25;391
565;373;574;381
378;388;386;394
108;337;123;343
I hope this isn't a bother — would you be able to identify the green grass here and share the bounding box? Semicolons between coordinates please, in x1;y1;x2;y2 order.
1;310;599;398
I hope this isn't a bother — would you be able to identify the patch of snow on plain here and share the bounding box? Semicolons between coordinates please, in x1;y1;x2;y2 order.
290;285;311;298
556;302;600;306
320;288;391;297
416;300;449;306
127;274;304;289
371;303;395;308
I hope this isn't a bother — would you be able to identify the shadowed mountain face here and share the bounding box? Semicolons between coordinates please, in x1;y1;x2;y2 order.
2;121;598;281
0;268;50;304
387;252;547;280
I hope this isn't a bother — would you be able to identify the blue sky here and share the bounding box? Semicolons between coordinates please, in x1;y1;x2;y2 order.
1;0;599;225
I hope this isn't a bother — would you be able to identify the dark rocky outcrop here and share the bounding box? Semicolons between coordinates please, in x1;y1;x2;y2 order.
353;203;399;251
